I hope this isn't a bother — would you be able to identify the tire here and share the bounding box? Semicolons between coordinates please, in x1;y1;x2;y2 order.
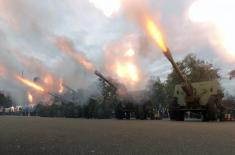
207;96;218;121
169;110;176;120
219;112;225;121
202;112;209;121
169;98;178;120
175;110;184;121
125;112;131;120
169;98;185;121
218;103;225;121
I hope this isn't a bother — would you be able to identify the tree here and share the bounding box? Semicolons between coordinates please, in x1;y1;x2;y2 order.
97;77;116;118
0;92;13;108
115;102;125;119
147;77;169;118
149;77;167;110
166;54;220;98
86;98;99;118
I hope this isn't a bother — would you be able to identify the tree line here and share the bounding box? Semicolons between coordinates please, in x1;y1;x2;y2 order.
2;54;233;119
31;54;223;119
0;92;13;108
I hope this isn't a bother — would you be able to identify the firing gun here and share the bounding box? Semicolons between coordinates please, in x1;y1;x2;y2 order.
94;70;117;90
64;84;77;93
163;48;194;97
47;92;69;103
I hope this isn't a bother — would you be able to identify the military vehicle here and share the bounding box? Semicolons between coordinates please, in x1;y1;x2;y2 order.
94;70;117;90
95;70;158;120
162;48;224;121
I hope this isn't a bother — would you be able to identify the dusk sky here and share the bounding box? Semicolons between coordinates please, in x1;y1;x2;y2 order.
0;0;235;105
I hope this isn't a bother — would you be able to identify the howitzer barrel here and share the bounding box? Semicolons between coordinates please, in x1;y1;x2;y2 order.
47;92;57;98
163;48;187;84
47;92;66;102
47;92;60;99
64;85;76;93
163;48;193;96
94;70;117;90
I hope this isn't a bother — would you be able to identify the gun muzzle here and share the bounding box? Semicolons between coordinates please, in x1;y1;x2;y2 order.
162;48;188;85
163;48;174;62
94;70;117;90
162;48;193;96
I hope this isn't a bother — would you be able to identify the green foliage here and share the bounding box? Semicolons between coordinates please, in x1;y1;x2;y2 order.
115;102;125;119
149;77;167;109
83;98;99;118
0;92;13;108
166;54;220;97
147;54;220;111
99;78;117;105
97;77;116;118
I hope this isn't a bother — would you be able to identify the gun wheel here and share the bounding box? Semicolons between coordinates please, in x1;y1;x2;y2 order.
207;96;218;121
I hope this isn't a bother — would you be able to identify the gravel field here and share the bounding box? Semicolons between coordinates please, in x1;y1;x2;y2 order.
0;116;235;155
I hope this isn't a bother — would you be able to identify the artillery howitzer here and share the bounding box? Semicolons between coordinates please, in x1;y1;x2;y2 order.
163;48;224;121
47;92;68;103
64;85;77;93
94;70;136;119
94;70;161;120
94;70;117;91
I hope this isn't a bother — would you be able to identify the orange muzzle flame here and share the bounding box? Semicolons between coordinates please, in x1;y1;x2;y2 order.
16;76;45;92
145;16;167;52
58;79;64;93
27;92;33;103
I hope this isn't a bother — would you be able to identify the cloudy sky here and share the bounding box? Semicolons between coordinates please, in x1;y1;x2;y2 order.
0;0;235;104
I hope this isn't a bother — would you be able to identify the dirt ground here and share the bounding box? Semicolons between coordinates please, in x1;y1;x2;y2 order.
0;116;235;155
